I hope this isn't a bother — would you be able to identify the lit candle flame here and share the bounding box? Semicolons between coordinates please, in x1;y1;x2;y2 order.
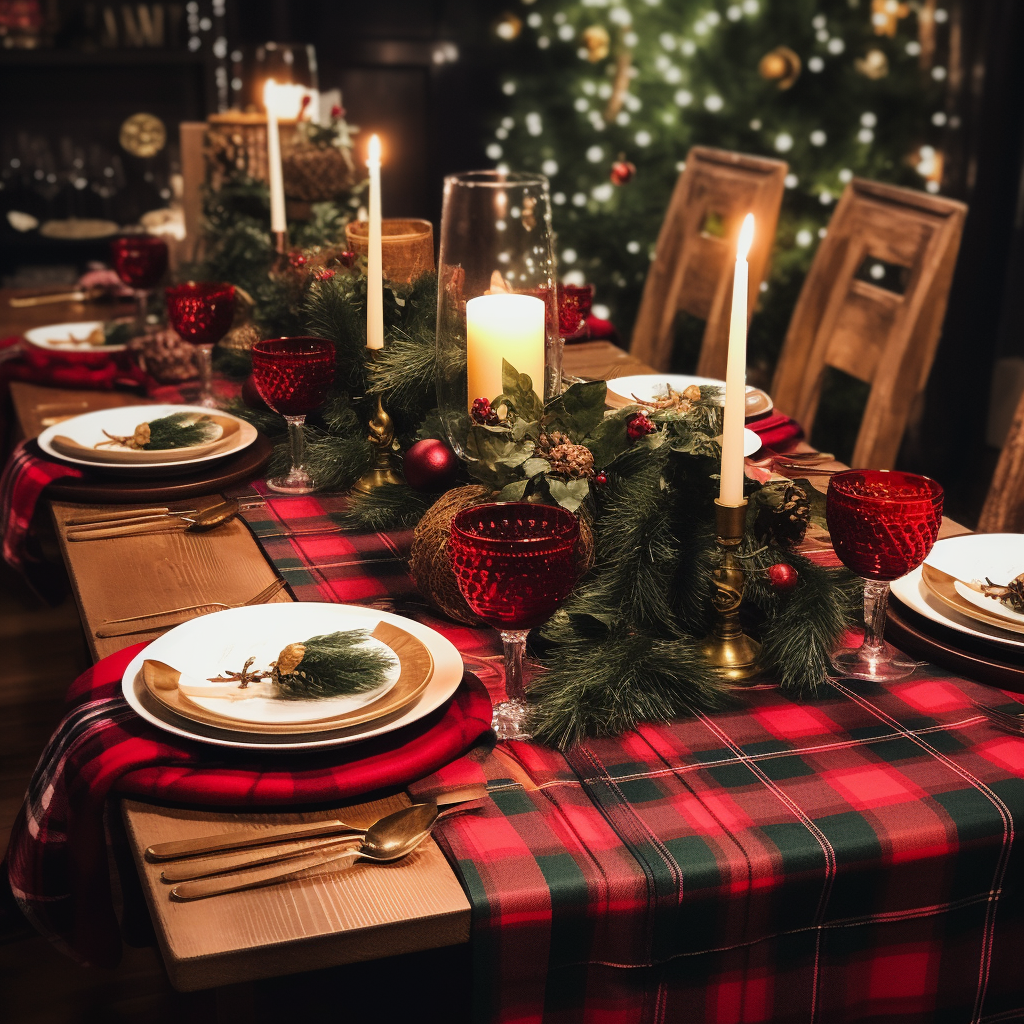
736;213;755;262
263;78;276;109
368;134;381;166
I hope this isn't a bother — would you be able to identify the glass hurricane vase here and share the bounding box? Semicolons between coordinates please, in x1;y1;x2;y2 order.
435;171;561;461
449;502;580;741
826;469;944;681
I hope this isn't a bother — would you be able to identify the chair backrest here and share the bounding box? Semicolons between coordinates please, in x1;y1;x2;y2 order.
629;147;788;376
978;386;1024;533
771;178;967;469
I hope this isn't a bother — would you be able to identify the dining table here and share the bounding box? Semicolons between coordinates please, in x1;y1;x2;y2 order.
2;285;1022;1024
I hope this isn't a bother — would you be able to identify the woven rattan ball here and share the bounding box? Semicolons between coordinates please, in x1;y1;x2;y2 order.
410;485;492;625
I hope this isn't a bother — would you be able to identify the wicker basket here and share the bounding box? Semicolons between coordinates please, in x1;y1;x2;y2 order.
283;145;360;202
346;218;435;283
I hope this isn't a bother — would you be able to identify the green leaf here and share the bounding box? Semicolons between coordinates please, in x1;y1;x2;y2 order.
547;476;590;512
584;412;630;468
544;380;607;439
498;479;530;502
521;456;550;477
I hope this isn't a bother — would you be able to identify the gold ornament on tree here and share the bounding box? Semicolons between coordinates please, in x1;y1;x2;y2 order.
855;48;890;79
119;113;167;158
870;0;910;37
758;46;802;90
582;24;610;62
495;13;522;40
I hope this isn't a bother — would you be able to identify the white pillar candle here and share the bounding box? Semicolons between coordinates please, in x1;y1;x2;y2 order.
466;293;546;409
719;213;755;507
366;134;384;350
263;80;287;235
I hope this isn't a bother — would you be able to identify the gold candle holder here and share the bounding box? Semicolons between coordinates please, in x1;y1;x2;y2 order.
351;383;404;494
701;499;762;683
273;229;288;256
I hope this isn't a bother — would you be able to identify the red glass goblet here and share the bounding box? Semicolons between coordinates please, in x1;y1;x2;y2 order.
556;283;593;341
166;282;236;408
826;469;944;681
111;234;168;331
450;502;581;740
251;337;335;494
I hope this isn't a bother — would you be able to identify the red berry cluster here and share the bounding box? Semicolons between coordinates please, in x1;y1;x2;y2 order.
471;397;500;425
594;471;608;486
338;250;357;268
288;252;307;268
313;268;336;282
626;411;655;441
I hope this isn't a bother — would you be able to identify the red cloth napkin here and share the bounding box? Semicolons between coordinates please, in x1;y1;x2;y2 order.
0;440;83;596
0;335;147;392
748;410;804;451
4;641;493;968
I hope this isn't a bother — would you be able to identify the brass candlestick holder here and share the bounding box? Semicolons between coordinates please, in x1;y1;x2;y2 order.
352;391;405;494
273;229;288;256
701;499;762;683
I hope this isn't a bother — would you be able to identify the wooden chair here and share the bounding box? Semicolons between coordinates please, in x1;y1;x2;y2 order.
771;178;967;469
978;386;1024;532
629;147;788;377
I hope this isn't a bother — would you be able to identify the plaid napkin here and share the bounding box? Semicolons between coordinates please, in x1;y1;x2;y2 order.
4;640;493;968
0;335;147;393
0;440;83;598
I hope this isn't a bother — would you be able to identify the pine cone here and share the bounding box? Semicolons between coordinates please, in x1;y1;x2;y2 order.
536;431;595;479
753;482;811;548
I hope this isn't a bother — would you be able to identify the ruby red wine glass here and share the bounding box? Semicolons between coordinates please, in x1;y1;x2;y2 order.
251;337;335;494
110;234;168;331
166;282;236;408
450;502;581;740
826;469;944;681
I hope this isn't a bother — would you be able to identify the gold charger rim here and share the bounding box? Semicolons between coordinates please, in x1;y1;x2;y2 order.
142;621;434;735
920;564;1024;637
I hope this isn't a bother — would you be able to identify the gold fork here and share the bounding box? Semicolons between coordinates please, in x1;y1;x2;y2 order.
95;579;287;637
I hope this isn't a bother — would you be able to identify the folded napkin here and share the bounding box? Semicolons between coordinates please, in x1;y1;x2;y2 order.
0;440;83;598
0;335;147;392
747;410;804;451
4;641;493;968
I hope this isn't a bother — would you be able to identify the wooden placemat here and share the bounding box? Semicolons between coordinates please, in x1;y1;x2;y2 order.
44;434;272;502
887;598;1024;694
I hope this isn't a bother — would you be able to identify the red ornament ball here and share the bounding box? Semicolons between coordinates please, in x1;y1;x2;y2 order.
610;159;636;186
594;471;608;486
404;439;459;493
627;411;655;441
767;563;799;591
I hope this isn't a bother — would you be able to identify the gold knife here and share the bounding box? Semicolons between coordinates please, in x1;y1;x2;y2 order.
145;784;488;862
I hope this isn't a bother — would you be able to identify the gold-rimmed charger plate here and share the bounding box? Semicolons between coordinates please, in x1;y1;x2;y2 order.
142;621;434;734
921;564;1024;637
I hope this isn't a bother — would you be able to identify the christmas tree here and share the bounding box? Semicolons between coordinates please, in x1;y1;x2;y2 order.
488;0;950;379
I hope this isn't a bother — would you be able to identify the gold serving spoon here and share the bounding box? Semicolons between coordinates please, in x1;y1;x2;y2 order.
169;798;485;900
147;783;486;863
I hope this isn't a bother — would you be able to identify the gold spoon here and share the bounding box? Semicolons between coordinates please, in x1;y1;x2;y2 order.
169;799;483;900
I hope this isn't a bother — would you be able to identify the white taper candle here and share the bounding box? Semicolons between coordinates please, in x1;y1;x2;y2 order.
366;134;384;350
719;213;755;506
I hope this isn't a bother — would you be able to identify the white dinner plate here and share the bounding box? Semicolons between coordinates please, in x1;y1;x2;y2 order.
606;373;773;418
38;404;256;474
24;320;127;354
121;603;465;750
890;534;1024;652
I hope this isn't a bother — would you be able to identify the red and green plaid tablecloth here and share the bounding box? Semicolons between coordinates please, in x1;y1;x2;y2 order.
234;487;1024;1024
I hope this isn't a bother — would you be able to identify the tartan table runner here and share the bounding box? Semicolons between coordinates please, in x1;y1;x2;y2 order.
236;490;1024;1024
